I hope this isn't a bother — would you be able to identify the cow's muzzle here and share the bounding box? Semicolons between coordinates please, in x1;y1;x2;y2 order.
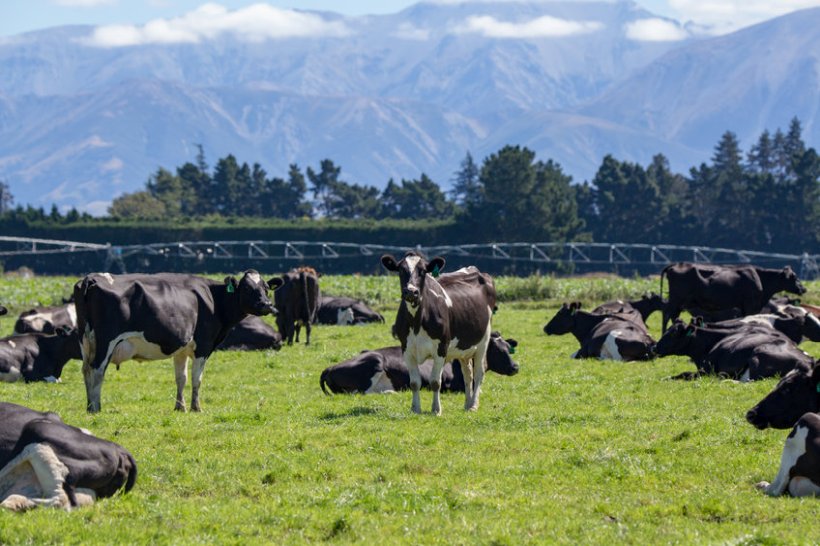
745;408;769;430
402;287;420;306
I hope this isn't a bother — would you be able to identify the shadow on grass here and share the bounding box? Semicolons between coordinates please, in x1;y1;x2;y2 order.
319;406;379;420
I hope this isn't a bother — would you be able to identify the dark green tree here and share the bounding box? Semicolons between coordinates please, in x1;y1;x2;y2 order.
307;159;342;217
380;174;453;219
451;151;481;209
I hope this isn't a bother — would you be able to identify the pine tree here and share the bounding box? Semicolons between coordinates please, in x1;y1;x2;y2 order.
451;151;481;208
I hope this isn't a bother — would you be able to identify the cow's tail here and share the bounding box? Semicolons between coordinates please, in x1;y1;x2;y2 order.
73;276;98;335
123;451;138;494
659;264;671;300
301;271;311;322
320;369;332;395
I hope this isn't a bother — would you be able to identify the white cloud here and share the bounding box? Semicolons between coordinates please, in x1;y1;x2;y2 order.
53;0;115;6
83;3;351;47
100;157;124;172
625;18;689;41
455;14;603;38
668;0;820;33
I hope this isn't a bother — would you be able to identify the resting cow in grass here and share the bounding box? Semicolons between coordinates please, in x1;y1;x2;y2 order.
315;296;385;325
381;252;496;414
660;262;806;332
0;402;136;511
755;413;820;497
217;316;283;352
74;270;282;413
655;320;813;381
320;332;519;394
746;361;820;430
14;301;77;335
694;311;820;345
544;302;655;361
0;328;81;383
275;267;320;345
592;292;664;326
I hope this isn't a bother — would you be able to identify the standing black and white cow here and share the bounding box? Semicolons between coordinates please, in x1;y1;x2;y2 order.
73;270;282;413
275;267;320;345
0;402;136;511
746;361;820;430
660;263;806;332
14;301;77;335
543;302;656;361
755;413;820;497
217;316;283;352
320;332;519;394
381;252;496;414
0;328;82;383
655;320;813;381
315;296;385;325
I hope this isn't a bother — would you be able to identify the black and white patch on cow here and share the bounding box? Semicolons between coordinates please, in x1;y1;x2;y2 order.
382;252;496;415
0;328;82;383
14;302;77;335
746;362;820;430
74;270;282;413
0;402;136;511
217;316;283;352
315;296;385;325
756;413;820;497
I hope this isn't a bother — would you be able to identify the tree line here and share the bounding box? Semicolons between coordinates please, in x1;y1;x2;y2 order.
1;118;817;254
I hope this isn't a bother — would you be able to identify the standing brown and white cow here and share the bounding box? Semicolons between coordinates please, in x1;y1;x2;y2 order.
381;252;496;415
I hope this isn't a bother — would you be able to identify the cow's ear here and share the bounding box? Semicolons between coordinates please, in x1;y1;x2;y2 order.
268;277;284;291
224;276;238;294
426;256;445;277
381;254;399;271
507;338;518;348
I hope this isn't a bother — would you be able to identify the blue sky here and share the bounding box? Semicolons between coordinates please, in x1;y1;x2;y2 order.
3;0;820;37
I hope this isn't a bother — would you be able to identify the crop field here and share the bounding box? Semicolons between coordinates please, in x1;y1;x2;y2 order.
1;275;820;544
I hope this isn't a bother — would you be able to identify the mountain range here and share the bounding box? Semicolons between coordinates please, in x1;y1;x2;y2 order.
0;1;818;214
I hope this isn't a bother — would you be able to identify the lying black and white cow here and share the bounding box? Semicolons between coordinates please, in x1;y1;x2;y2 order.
755;413;820;497
74;270;282;413
544;302;655;361
315;296;385;325
660;263;806;332
217;316;283;351
746;361;820;430
14;302;77;335
381;252;496;414
694;311;820;345
593;293;665;326
0;328;82;383
320;332;519;394
655;321;813;381
0;402;136;511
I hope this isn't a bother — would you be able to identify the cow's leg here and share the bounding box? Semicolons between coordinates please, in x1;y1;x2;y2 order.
405;353;422;414
460;359;475;411
430;356;446;416
295;322;301;343
304;321;312;346
757;424;809;496
174;353;189;411
468;332;491;412
788;476;820;497
662;303;680;333
82;360;107;414
190;356;207;412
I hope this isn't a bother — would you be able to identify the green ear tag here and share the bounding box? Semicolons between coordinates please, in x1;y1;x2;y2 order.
432;265;440;278
816;383;820;393
227;283;235;294
686;329;695;337
509;346;516;355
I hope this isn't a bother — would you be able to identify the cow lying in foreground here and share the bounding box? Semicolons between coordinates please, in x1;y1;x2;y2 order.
0;402;136;511
0;328;82;383
320;332;518;394
217;316;283;351
544;302;655;361
74;270;282;413
14;301;77;335
655;321;813;381
381;252;496;414
315;296;385;325
755;413;820;497
746;361;820;430
660;262;806;332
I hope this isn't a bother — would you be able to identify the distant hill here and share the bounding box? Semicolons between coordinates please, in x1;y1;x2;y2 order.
0;1;817;213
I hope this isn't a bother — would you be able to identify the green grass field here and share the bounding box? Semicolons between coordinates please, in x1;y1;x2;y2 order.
1;276;820;544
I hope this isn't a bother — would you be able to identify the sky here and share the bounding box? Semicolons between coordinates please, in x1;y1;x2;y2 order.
4;0;820;39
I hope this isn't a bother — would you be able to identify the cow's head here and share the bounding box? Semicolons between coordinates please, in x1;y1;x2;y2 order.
486;332;519;376
781;266;807;295
30;327;81;382
746;363;820;430
225;270;284;316
381;252;445;309
654;320;695;356
802;313;820;342
543;302;581;335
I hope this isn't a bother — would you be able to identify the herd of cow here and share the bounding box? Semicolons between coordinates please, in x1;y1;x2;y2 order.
0;255;819;513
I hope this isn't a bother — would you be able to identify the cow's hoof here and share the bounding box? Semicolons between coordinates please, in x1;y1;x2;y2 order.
755;481;771;491
411;406;422;414
191;404;202;413
466;405;479;412
174;404;187;412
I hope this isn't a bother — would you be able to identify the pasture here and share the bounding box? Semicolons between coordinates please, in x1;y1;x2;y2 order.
1;275;819;544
